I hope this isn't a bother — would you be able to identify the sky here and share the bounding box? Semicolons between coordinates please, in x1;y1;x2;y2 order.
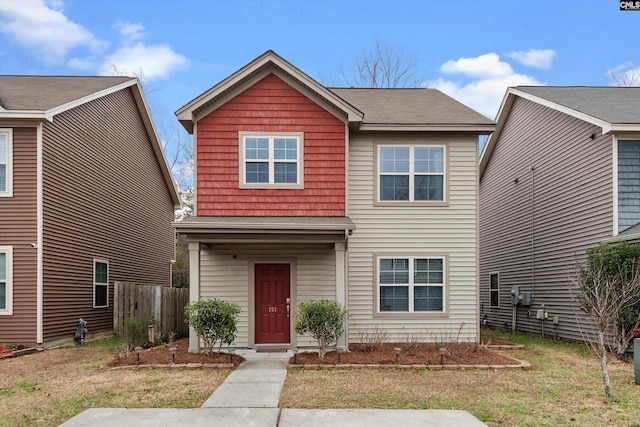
0;0;638;173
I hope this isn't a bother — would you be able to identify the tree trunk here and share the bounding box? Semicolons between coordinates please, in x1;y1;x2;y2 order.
598;330;614;400
318;338;326;358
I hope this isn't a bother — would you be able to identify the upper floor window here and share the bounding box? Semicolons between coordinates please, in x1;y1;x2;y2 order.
0;128;13;197
239;132;304;189
377;145;445;204
490;273;499;307
94;260;109;308
0;246;13;315
377;256;446;313
618;139;640;233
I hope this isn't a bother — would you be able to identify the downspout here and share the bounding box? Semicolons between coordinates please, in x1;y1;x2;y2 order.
530;165;536;299
36;122;43;344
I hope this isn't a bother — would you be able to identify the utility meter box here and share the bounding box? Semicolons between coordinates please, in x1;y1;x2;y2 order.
511;286;520;306
536;309;545;320
521;292;533;306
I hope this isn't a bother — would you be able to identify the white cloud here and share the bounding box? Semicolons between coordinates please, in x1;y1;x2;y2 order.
99;42;188;81
440;53;514;78
507;49;556;69
0;0;107;64
430;52;544;119
606;61;640;87
116;21;145;44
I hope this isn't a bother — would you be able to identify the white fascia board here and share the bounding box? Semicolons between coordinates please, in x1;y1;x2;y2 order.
0;111;50;121
609;124;640;133
175;51;363;128
44;79;137;118
510;88;612;131
358;124;495;133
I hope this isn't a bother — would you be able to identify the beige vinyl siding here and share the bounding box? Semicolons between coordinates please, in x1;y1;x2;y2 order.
42;88;175;342
200;244;336;347
348;133;479;343
0;127;38;344
479;97;612;342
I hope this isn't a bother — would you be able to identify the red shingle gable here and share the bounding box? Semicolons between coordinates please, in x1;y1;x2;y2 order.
196;74;346;217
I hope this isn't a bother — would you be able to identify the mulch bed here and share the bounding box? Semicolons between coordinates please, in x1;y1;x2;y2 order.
291;342;521;366
107;339;244;367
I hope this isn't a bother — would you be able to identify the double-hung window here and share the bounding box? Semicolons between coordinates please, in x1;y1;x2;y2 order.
240;133;303;189
377;256;445;313
490;273;499;307
0;128;13;197
94;260;109;308
0;246;13;315
377;145;445;203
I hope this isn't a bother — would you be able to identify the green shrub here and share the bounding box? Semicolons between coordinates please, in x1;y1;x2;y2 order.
185;299;241;355
295;299;348;358
123;317;148;349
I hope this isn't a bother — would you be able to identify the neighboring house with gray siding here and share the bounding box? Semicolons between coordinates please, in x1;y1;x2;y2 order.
479;86;640;342
174;51;494;352
0;76;181;346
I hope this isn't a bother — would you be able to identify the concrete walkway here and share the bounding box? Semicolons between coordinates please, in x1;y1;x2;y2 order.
60;350;487;427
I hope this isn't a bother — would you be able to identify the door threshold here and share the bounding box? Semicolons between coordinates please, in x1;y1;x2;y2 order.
253;344;291;352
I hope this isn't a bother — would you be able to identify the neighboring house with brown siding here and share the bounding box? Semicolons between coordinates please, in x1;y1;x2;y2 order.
0;76;180;346
174;51;494;352
479;86;640;342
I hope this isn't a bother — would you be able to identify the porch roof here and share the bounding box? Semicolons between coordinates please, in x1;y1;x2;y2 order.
173;216;355;244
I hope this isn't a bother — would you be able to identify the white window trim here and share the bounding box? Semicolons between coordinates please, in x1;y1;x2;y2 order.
489;272;500;308
0;128;13;198
375;255;446;314
375;143;447;206
0;246;13;315
238;131;304;189
93;259;109;308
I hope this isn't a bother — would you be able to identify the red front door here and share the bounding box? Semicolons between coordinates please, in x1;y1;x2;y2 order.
255;264;291;344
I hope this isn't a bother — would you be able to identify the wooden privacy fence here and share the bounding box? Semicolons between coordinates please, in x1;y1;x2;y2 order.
113;282;189;340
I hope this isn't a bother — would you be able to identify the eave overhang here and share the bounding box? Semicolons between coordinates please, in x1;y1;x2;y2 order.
173;216;356;244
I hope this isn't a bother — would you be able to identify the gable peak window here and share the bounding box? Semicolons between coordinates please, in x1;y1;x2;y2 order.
378;144;445;203
240;133;304;189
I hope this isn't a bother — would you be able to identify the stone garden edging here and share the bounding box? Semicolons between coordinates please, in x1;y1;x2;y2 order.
108;363;234;370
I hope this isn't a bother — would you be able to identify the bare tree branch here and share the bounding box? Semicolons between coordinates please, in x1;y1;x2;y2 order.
337;40;426;88
607;61;640;87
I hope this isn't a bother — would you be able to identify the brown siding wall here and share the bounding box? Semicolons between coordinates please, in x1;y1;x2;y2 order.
42;88;175;342
479;97;613;342
0;127;38;344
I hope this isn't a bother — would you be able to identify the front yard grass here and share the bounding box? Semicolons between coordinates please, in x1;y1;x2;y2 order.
0;337;228;427
280;328;640;427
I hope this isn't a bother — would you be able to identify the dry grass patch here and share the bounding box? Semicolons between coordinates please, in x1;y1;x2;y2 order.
281;330;640;427
0;339;228;427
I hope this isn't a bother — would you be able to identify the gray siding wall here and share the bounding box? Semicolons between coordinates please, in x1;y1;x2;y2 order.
347;133;479;343
618;139;640;233
199;244;336;347
0;127;38;344
479;97;613;341
42;88;175;342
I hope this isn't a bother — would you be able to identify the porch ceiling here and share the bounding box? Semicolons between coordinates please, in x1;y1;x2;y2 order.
173;216;355;244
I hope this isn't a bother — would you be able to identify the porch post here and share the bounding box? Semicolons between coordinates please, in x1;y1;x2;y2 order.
188;242;201;353
335;242;347;347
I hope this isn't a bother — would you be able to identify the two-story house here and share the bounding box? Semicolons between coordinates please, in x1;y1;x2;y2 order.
0;76;180;346
479;86;640;341
174;51;494;351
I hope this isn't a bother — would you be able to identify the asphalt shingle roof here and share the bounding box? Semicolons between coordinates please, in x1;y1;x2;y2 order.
516;86;640;124
0;76;134;111
329;88;494;125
